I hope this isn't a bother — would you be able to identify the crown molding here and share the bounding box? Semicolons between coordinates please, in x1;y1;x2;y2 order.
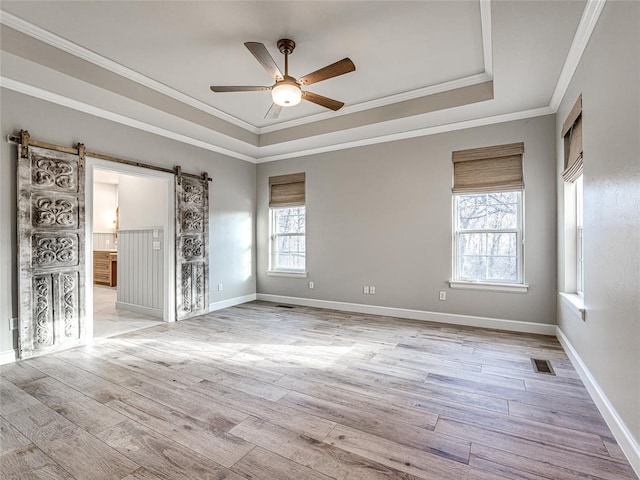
257;72;491;134
256;106;554;163
2;75;554;164
549;0;606;111
1;3;493;135
0;76;258;163
1;0;603;143
1;0;604;163
0;10;260;134
480;0;493;77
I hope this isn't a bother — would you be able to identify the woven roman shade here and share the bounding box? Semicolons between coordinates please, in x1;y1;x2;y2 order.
452;142;524;193
269;172;305;207
561;95;583;183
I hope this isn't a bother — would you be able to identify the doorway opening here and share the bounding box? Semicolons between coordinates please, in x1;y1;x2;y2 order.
87;158;175;340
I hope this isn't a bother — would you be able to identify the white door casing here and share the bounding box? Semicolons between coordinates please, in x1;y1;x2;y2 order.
86;158;176;325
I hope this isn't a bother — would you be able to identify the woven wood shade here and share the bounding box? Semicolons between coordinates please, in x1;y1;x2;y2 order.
269;172;306;207
452;142;524;193
562;95;583;183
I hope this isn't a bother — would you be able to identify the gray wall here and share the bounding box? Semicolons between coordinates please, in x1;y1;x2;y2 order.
556;2;640;445
257;115;557;325
0;88;256;354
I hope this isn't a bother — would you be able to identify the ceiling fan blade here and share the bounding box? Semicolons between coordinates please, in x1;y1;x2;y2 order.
298;58;355;86
210;86;271;92
244;42;284;80
265;103;283;120
302;91;345;111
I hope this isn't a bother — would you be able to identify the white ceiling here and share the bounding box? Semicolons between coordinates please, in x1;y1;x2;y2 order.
0;1;591;162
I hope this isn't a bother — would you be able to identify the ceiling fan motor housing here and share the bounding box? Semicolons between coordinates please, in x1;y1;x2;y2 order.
277;39;296;55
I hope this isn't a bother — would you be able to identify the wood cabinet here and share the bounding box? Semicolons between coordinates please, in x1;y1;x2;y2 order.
93;251;117;287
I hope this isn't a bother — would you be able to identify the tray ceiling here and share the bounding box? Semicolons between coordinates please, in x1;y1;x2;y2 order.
0;1;590;162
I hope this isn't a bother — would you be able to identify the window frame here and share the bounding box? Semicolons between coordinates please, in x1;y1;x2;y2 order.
558;95;585;319
268;205;307;277
559;175;585;318
575;174;584;296
450;190;528;293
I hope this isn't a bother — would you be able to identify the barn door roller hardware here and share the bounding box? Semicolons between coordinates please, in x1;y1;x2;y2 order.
7;130;212;182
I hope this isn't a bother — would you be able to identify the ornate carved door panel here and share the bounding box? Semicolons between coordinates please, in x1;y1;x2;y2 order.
175;172;209;320
17;143;86;359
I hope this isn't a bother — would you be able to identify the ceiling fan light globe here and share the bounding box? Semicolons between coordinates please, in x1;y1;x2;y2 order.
272;83;302;107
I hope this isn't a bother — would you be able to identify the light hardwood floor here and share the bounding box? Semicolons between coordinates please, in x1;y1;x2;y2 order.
1;301;637;480
93;286;163;339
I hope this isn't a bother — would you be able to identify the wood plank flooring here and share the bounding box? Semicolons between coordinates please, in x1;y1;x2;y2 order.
1;301;637;480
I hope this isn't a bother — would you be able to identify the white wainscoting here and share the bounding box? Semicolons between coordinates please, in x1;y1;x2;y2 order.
93;232;116;250
117;229;164;318
0;348;18;365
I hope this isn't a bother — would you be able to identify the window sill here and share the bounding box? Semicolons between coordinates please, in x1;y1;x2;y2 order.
449;280;529;293
559;292;586;321
267;270;308;278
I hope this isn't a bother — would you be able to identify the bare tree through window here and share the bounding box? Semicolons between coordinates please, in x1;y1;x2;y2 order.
455;191;522;282
271;206;306;271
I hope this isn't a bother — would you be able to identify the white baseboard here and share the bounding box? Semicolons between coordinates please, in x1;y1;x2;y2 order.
556;327;640;477
115;301;163;319
0;348;18;365
209;293;257;312
256;294;556;335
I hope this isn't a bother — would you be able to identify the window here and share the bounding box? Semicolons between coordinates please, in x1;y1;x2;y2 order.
268;172;306;275
575;174;584;295
562;95;584;296
559;95;585;319
450;142;526;291
270;206;306;272
454;191;523;283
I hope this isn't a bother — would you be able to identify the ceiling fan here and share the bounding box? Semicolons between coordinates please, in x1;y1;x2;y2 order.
210;39;355;119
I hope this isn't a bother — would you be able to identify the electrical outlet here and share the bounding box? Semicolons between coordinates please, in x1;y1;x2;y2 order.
9;318;17;331
439;291;446;301
308;281;314;289
363;286;369;294
369;286;376;295
218;283;223;291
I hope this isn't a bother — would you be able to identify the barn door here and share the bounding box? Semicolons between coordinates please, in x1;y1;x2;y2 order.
175;170;209;320
17;135;87;359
